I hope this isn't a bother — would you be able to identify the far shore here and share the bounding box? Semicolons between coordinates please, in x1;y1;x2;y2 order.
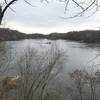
0;28;100;43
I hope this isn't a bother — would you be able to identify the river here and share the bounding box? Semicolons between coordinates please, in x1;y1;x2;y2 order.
0;39;100;100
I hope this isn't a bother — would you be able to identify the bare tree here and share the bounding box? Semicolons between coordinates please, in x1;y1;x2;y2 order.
0;42;12;76
16;43;62;100
68;69;88;100
58;0;100;18
0;0;34;25
37;0;100;18
0;0;100;25
68;67;100;100
0;0;18;24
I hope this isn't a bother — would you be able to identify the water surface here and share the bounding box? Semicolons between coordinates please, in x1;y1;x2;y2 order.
1;39;100;75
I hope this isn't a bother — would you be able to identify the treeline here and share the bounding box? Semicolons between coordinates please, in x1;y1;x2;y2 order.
0;28;100;43
46;30;100;43
0;28;27;41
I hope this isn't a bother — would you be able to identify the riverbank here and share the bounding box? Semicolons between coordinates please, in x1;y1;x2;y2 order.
0;28;100;43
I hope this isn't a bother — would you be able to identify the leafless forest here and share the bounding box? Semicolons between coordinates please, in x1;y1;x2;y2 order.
0;0;100;100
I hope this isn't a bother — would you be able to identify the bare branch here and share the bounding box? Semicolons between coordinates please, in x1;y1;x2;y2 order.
71;0;84;11
58;0;99;19
0;0;18;24
4;0;16;12
64;0;70;13
24;0;36;7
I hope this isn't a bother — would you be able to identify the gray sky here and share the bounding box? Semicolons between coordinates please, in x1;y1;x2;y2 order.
2;0;100;34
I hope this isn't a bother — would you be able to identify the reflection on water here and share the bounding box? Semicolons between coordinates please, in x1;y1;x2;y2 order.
0;39;100;75
0;39;100;100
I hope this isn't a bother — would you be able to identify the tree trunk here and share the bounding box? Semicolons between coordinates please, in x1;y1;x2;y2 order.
0;0;17;25
0;14;3;25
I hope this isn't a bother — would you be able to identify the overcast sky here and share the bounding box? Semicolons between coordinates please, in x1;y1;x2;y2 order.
1;0;100;34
